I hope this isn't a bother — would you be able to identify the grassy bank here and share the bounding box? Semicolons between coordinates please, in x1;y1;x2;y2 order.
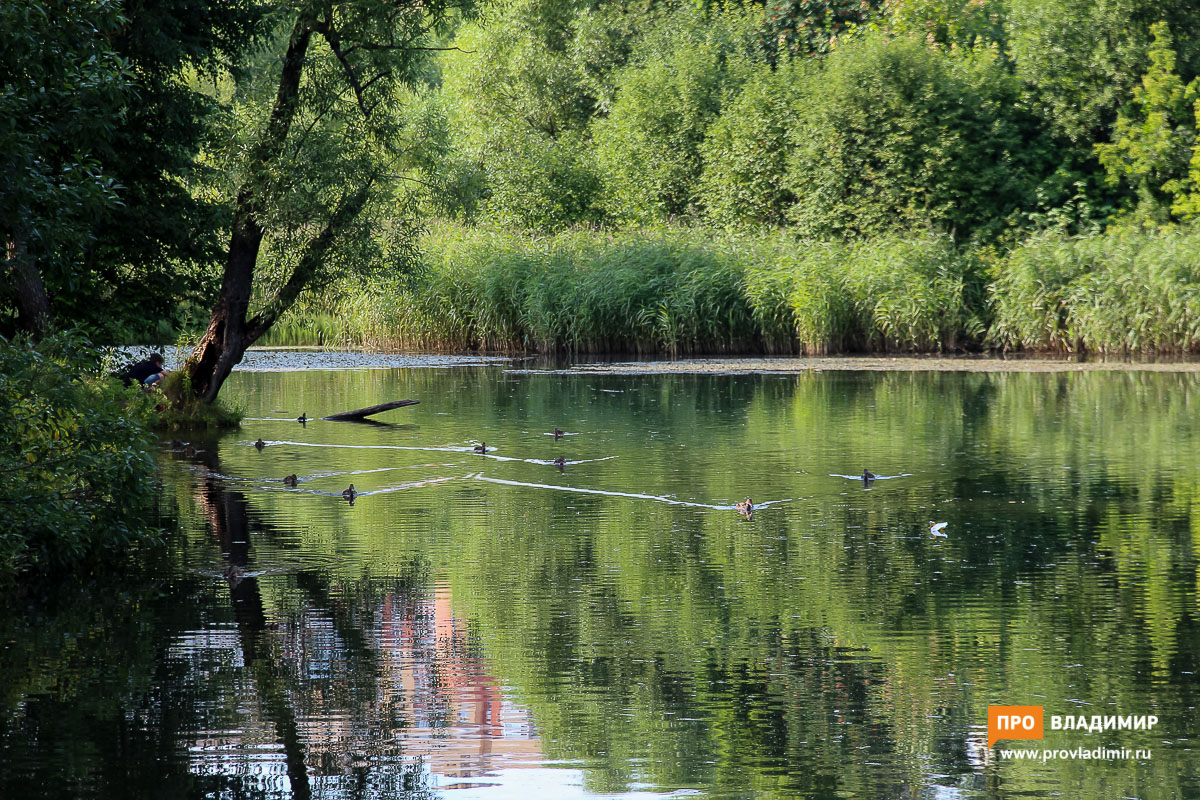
258;222;1200;356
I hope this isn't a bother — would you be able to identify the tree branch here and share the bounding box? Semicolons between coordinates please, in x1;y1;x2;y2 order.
253;13;317;172
316;17;372;119
345;42;475;54
244;179;375;343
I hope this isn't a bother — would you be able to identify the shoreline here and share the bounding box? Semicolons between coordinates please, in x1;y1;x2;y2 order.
127;345;1200;374
504;356;1200;375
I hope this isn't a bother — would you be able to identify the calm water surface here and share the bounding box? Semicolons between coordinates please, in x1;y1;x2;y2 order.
3;360;1198;799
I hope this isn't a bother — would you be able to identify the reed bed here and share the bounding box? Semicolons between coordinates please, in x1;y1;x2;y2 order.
262;223;1200;355
352;225;764;354
988;227;1200;354
739;234;985;353
363;225;985;354
256;307;366;348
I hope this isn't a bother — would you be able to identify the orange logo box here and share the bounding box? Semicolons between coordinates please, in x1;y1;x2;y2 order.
988;706;1044;748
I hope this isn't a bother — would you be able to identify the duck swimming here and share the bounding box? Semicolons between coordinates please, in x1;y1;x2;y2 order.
862;469;876;482
342;484;357;500
553;428;564;440
553;456;566;468
283;474;298;487
297;412;307;424
473;442;487;454
735;497;754;519
254;438;265;450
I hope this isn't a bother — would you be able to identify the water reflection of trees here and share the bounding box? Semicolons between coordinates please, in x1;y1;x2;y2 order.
421;370;1200;797
184;464;546;798
216;368;1200;797
0;452;543;800
6;369;1199;798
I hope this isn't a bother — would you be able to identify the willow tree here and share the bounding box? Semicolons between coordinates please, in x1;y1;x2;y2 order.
186;0;467;402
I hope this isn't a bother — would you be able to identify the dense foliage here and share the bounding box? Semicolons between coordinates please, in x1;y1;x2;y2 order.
0;335;159;576
6;0;1200;361
64;0;266;342
0;0;263;342
0;1;129;336
422;0;1200;237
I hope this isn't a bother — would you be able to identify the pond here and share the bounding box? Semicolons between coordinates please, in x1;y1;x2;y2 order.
2;357;1198;799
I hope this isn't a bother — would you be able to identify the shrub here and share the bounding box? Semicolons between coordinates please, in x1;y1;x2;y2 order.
0;334;159;576
782;33;1043;241
593;11;750;222
699;61;800;229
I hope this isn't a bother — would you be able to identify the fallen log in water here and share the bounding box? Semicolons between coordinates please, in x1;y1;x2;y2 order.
322;399;420;421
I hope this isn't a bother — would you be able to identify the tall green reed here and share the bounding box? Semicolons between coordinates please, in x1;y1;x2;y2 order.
989;226;1200;354
258;222;1200;356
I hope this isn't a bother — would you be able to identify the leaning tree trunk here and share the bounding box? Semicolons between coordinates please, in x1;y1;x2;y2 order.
185;13;315;403
187;195;264;402
186;177;371;402
184;3;390;404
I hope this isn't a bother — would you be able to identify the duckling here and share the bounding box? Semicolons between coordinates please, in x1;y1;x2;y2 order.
283;474;298;487
553;456;567;468
297;412;307;424
734;497;754;519
862;469;876;483
553;428;564;440
342;483;357;500
473;442;487;454
254;438;265;450
183;445;197;457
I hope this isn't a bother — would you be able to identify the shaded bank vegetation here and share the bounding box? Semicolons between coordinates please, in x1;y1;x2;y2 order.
0;335;160;578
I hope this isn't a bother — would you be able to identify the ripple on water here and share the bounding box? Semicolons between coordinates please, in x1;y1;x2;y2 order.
10;365;1200;800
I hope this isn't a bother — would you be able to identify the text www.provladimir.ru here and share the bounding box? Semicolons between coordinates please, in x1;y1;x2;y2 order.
997;747;1152;762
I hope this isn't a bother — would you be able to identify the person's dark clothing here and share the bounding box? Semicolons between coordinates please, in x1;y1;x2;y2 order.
121;359;162;387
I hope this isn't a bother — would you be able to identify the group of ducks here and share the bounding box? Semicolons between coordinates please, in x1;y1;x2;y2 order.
734;471;946;538
735;470;877;520
473;429;568;469
248;422;949;535
253;423;573;503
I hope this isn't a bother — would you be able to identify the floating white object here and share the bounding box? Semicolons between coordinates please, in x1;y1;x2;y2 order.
929;521;949;538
